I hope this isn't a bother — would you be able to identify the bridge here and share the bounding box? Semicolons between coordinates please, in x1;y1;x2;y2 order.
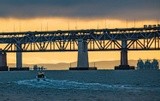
0;25;160;70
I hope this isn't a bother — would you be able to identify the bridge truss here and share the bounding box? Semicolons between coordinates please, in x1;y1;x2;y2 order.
0;27;160;52
0;26;160;70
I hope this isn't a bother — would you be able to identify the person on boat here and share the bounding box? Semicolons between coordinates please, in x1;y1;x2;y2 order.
37;72;45;78
36;72;46;81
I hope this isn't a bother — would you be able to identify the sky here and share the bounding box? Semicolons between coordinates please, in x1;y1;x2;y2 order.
0;0;160;67
0;0;159;20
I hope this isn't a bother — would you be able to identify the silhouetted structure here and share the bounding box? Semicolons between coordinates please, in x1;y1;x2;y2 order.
0;50;8;71
137;59;159;70
0;25;159;70
9;67;29;71
33;65;46;71
69;39;97;70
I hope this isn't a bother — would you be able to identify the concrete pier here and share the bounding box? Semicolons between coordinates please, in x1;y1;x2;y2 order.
9;43;29;71
121;40;128;66
16;43;22;69
0;50;8;71
115;40;135;70
69;39;97;70
77;39;89;68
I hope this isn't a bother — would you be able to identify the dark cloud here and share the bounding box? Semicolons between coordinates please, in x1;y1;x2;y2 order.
0;0;159;20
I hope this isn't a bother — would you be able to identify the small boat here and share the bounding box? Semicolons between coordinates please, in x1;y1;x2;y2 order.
36;72;46;81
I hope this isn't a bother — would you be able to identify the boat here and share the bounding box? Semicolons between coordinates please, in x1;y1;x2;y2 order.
36;72;46;81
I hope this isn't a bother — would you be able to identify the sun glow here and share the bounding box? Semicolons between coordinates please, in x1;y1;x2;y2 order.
0;17;159;32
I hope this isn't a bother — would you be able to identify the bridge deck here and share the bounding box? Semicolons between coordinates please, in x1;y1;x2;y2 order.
0;26;159;52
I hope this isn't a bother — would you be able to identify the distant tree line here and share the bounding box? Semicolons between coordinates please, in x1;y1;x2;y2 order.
137;59;159;70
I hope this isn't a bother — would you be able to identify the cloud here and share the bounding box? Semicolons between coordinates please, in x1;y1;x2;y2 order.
0;0;159;20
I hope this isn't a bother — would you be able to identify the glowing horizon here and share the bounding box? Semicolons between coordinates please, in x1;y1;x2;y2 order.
0;17;159;66
0;17;159;33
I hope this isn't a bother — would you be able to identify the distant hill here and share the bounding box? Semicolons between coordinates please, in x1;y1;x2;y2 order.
8;60;144;70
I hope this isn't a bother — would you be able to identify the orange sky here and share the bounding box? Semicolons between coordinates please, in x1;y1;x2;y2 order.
0;17;159;66
0;18;159;32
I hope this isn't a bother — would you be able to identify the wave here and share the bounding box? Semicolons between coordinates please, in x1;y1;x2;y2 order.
14;79;144;90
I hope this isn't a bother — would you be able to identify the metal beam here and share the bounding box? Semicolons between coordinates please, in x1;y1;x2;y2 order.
0;27;159;52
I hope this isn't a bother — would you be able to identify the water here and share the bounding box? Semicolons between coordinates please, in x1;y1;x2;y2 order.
15;79;139;90
0;70;160;101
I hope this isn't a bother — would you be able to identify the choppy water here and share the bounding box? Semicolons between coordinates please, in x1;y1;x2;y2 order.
14;79;141;90
1;70;160;101
1;70;160;91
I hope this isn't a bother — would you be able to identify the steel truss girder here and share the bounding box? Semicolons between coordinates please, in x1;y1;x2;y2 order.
0;27;159;52
2;37;160;52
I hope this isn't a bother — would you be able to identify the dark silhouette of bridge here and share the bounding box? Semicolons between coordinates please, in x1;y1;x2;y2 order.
0;25;160;70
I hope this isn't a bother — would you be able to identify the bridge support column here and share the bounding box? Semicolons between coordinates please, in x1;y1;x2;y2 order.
121;40;128;66
77;39;89;68
115;40;135;70
10;43;29;71
0;50;8;71
16;43;22;69
9;43;29;71
69;39;97;70
16;52;22;69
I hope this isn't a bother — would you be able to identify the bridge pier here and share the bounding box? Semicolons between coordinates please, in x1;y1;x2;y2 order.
0;50;8;71
16;51;22;69
77;39;89;68
121;40;128;66
10;43;29;71
69;39;97;70
115;40;135;70
16;43;22;69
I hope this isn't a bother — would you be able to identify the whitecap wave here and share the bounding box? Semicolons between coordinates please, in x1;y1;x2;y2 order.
14;79;140;90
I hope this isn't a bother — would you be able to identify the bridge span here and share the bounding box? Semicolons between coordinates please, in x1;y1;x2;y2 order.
0;25;160;70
